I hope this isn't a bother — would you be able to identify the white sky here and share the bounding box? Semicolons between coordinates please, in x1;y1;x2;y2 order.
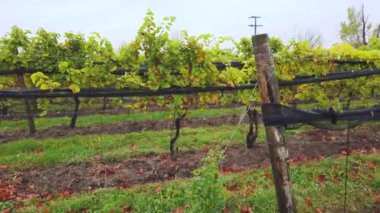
1;0;379;48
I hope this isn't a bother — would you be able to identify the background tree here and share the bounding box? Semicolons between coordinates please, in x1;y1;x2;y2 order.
340;5;372;47
374;24;380;38
296;31;322;49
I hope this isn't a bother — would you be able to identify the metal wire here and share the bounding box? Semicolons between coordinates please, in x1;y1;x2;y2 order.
343;122;351;213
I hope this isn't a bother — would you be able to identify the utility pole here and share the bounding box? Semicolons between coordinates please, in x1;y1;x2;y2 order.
249;16;263;35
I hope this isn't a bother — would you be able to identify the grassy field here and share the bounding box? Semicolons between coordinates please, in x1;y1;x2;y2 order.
10;152;380;213
0;124;261;170
1;105;379;212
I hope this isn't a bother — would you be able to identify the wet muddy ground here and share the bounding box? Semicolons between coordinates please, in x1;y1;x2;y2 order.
0;126;379;198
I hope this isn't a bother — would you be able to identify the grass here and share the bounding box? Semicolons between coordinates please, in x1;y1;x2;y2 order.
0;124;268;170
12;152;379;213
0;106;244;132
0;120;307;170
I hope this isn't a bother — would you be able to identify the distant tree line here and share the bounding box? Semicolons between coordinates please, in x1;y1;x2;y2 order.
340;4;380;47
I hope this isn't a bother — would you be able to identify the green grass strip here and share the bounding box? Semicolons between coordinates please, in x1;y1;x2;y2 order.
14;153;379;213
0;107;244;131
0;124;259;170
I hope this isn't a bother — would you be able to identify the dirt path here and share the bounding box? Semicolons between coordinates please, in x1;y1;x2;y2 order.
0;115;245;143
0;126;379;199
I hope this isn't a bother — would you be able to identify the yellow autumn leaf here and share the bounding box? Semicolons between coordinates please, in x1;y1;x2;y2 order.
69;84;81;93
40;84;49;90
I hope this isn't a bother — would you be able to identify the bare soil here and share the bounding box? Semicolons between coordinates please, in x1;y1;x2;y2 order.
0;126;379;199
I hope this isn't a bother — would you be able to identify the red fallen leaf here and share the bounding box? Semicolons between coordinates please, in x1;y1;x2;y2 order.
171;207;185;213
245;184;256;196
220;167;229;175
66;208;88;213
223;207;232;213
318;181;326;189
118;182;131;189
332;176;341;184
2;208;11;213
349;173;359;180
36;200;45;208
202;147;209;152
340;150;350;156
0;164;8;170
27;193;39;199
365;162;377;170
130;144;136;151
59;188;74;197
289;155;311;163
42;192;54;201
122;205;133;213
28;183;36;190
354;148;366;154
315;208;323;213
351;164;361;172
155;185;162;193
260;163;271;168
0;185;16;202
368;174;374;180
264;171;272;179
315;155;325;161
229;164;247;173
240;206;254;213
93;153;102;160
304;198;313;207
15;192;27;201
317;174;326;183
225;183;239;192
374;193;380;204
34;148;44;156
99;166;117;176
220;163;247;174
160;153;169;161
317;174;326;189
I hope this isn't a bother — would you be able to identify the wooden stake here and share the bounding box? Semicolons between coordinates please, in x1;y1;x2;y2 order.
252;34;296;213
16;73;36;135
70;96;80;128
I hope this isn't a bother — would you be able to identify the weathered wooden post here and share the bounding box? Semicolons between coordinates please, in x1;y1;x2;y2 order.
252;34;296;213
16;70;36;134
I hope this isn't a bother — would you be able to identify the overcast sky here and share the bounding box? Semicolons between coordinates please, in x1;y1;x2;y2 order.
1;0;379;48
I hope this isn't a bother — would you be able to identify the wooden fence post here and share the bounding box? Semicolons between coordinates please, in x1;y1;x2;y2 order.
252;34;296;213
16;72;36;135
